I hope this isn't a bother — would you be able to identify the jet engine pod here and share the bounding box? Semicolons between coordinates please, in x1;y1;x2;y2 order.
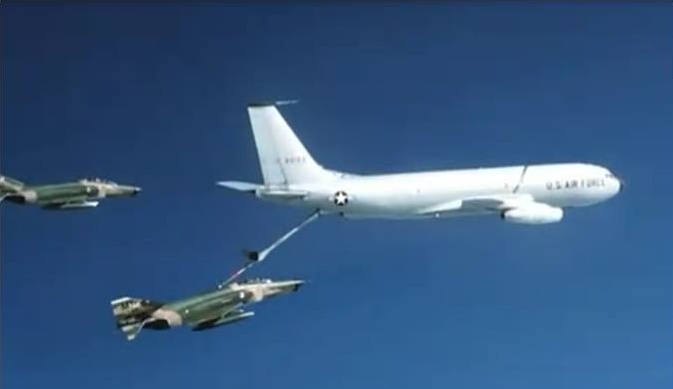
502;204;563;224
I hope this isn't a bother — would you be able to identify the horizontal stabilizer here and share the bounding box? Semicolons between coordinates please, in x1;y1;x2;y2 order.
257;189;309;200
217;181;261;193
119;322;145;341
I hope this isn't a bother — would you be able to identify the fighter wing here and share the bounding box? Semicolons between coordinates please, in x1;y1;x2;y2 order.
192;309;255;331
419;194;536;216
182;289;251;327
40;196;99;210
191;308;255;331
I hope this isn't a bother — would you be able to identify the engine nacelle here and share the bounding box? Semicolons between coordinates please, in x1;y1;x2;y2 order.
502;204;563;224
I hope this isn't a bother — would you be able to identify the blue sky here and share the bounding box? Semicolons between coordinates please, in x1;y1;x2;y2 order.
2;3;671;389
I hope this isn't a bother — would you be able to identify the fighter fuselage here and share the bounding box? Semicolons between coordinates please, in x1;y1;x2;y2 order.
0;176;141;209
111;278;303;340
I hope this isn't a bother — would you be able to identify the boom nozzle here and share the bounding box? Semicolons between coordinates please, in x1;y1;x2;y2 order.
243;250;261;262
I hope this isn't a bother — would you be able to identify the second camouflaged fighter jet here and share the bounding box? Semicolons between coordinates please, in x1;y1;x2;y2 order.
111;277;304;340
0;175;141;210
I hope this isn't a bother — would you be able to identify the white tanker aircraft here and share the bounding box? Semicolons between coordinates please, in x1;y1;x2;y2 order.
219;102;622;261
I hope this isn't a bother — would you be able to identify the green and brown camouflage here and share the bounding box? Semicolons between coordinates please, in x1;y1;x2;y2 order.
111;277;304;340
0;175;141;209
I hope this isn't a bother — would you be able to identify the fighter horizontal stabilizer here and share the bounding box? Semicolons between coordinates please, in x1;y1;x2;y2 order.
119;322;146;341
217;181;261;193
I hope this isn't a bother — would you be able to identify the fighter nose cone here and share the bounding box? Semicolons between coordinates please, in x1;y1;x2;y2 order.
132;187;142;196
292;280;305;292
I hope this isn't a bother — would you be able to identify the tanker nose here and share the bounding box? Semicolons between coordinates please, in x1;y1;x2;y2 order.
605;170;624;197
612;174;625;194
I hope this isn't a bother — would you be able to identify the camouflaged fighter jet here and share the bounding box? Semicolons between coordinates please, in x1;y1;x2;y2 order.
0;175;141;210
111;278;304;340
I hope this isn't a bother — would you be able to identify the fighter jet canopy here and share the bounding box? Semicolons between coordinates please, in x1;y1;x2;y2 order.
240;278;272;284
218;278;273;289
80;178;117;185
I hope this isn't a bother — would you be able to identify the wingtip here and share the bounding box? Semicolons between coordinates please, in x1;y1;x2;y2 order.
247;101;275;108
247;99;298;108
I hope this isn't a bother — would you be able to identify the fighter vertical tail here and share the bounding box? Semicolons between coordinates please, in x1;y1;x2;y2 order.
111;296;162;341
0;175;25;193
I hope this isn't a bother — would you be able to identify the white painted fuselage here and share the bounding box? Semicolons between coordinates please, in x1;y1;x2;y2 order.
260;163;621;219
221;104;622;225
